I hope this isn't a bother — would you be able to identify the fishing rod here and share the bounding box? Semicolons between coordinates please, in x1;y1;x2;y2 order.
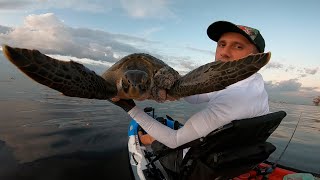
274;112;302;166
256;112;302;177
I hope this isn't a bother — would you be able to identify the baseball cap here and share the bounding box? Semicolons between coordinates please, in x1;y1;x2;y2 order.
207;21;265;52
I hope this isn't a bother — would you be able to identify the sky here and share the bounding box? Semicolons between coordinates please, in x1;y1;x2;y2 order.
0;0;319;105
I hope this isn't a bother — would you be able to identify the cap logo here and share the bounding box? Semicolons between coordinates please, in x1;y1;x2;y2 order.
237;25;258;40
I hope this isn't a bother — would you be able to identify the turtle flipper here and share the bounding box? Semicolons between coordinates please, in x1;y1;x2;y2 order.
168;52;271;98
2;44;117;99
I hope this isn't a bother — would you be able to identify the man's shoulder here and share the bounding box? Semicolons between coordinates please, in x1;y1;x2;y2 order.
245;73;264;82
227;73;263;88
206;73;266;100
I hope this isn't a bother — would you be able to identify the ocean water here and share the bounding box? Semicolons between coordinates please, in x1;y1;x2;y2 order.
0;55;319;179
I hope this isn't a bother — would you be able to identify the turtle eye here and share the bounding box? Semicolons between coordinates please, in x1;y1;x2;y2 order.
138;85;146;92
139;79;150;92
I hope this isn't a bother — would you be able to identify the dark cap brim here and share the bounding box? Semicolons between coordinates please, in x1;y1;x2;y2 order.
207;21;255;45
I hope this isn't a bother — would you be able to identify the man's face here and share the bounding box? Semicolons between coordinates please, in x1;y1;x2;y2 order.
215;32;258;62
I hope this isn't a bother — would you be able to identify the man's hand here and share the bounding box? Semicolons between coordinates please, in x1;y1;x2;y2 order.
108;98;136;112
138;131;156;145
166;92;179;101
151;89;180;103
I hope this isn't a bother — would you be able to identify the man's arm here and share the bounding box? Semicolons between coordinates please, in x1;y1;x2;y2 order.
184;93;210;104
129;106;203;149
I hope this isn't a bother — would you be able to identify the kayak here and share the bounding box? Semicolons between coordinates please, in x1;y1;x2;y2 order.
128;107;319;180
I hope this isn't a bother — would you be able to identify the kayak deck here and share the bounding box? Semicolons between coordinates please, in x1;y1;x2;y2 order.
234;163;319;180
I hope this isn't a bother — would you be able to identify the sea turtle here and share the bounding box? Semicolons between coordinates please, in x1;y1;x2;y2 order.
2;44;270;102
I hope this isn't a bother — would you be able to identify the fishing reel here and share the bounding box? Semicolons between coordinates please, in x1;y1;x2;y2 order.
143;107;182;130
144;107;155;118
143;107;167;125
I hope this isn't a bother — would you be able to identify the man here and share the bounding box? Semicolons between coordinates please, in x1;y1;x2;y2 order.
113;21;269;173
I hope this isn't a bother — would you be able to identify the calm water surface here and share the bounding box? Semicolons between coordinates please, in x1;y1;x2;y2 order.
0;56;319;179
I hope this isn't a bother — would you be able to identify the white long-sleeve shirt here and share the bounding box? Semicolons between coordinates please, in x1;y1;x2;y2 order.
128;73;269;149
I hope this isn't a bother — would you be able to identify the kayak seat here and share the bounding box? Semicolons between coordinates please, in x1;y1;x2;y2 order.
155;111;287;180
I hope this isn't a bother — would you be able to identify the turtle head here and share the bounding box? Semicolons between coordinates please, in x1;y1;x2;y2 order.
118;70;152;99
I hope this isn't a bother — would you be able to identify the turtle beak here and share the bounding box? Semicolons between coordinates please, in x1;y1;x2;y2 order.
123;70;149;98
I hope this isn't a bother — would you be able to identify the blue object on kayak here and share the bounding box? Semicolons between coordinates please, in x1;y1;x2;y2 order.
128;120;139;136
165;119;183;129
166;118;175;129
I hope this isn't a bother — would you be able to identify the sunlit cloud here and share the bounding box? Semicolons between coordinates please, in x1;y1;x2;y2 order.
0;13;205;75
0;13;151;63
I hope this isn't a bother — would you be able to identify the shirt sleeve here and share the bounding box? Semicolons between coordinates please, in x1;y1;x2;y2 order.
128;106;201;149
184;93;210;104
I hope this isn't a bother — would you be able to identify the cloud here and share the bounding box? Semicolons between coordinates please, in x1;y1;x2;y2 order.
179;60;198;71
301;86;319;91
0;0;175;18
139;27;164;38
0;1;32;10
0;0;115;13
265;78;320;98
284;65;296;73
265;79;302;92
120;0;175;19
264;60;318;79
0;13;201;75
0;25;12;34
295;67;319;78
49;0;115;13
265;79;320;105
298;74;307;78
47;54;114;75
265;61;284;69
0;13;153;63
185;46;214;55
304;67;319;75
